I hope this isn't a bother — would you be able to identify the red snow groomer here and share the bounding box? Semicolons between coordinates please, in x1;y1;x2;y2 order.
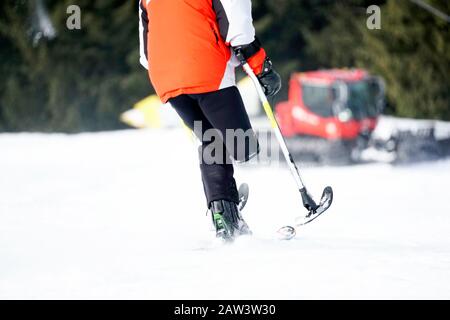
275;69;386;164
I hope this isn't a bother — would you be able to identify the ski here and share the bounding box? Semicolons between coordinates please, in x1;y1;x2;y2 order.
238;183;249;211
238;183;332;241
277;187;333;240
237;183;333;240
296;186;333;226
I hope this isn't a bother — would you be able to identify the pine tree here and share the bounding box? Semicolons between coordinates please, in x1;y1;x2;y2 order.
0;0;151;132
307;0;450;119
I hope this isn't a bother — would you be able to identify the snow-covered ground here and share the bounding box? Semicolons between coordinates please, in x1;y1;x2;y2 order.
373;116;450;140
1;129;450;299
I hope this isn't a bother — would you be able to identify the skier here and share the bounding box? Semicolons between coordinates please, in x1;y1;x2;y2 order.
139;0;281;241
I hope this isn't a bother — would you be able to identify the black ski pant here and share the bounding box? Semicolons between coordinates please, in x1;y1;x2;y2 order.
169;86;259;207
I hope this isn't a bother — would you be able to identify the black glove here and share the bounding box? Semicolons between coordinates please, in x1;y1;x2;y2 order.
233;39;281;97
257;58;282;97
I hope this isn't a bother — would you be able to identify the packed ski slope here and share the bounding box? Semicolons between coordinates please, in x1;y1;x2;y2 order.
1;129;450;299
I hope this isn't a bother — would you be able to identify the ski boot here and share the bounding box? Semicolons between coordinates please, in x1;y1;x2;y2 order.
210;199;252;241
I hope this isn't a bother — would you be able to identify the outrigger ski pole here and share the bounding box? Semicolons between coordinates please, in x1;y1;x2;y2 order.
243;63;334;240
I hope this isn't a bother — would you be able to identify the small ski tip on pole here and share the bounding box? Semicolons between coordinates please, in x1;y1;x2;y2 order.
276;186;334;240
276;226;296;240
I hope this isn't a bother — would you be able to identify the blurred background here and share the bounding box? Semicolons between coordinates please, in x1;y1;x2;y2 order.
1;0;450;299
0;0;448;132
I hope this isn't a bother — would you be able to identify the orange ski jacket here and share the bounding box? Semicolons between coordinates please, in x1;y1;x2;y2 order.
139;0;266;103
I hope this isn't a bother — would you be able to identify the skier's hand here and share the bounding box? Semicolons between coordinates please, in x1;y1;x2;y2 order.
233;39;281;97
256;58;282;97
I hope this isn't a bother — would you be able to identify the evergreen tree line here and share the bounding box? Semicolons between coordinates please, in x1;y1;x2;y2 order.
0;0;448;132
